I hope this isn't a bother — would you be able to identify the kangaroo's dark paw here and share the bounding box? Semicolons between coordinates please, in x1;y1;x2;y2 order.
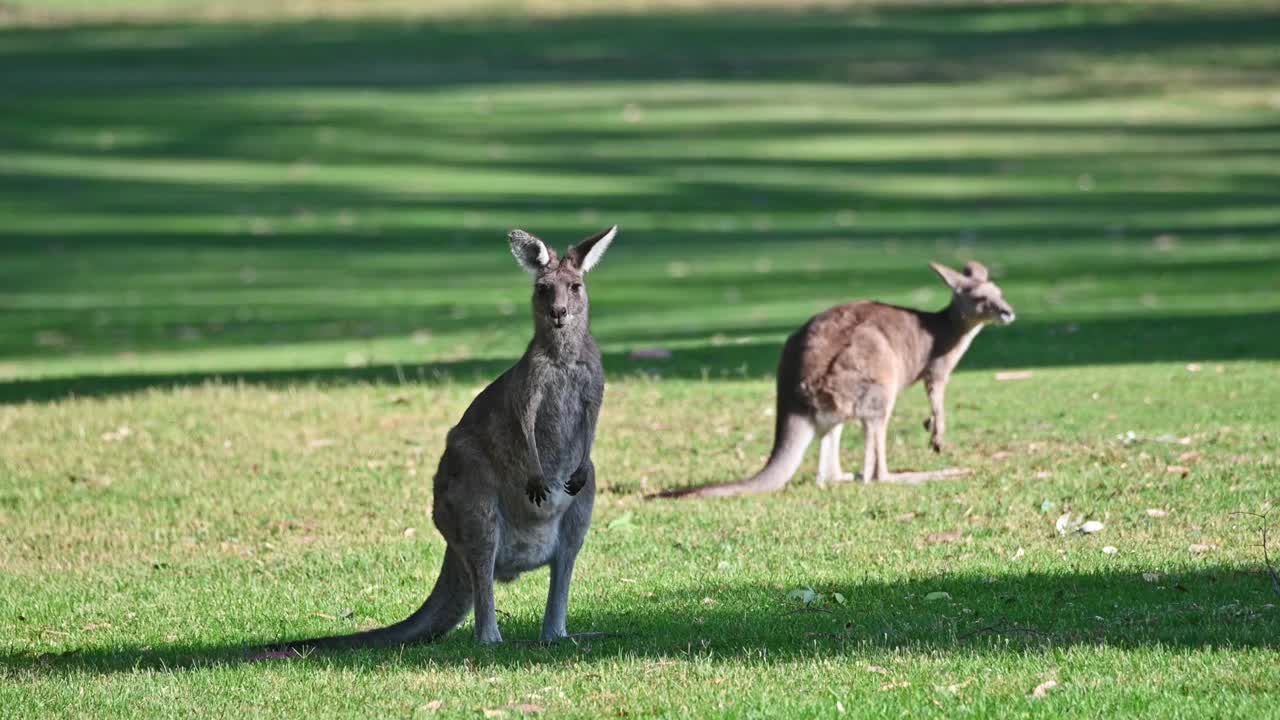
923;416;934;432
525;477;549;505
564;477;585;496
930;437;945;454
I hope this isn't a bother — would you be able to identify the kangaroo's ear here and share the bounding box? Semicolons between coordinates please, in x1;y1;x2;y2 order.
508;229;555;274
962;261;989;282
929;261;969;290
567;225;617;273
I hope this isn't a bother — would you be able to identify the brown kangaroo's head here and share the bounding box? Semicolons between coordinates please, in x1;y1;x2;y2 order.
508;226;617;335
929;260;1016;326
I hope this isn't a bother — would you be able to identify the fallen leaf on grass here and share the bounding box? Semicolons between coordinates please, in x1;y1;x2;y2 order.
866;665;889;675
925;591;952;602
880;681;911;691
788;587;819;605
1146;509;1169;518
607;512;635;530
1188;543;1214;554
1185;363;1202;372
1143;572;1162;582
995;370;1034;381
1030;679;1058;699
1056;514;1104;535
100;426;132;442
1055;513;1077;535
403;527;416;538
1103;546;1118;555
1178;451;1202;463
925;530;964;545
1166;465;1190;476
421;701;443;712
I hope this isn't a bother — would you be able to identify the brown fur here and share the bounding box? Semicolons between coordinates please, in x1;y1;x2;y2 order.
662;260;1014;498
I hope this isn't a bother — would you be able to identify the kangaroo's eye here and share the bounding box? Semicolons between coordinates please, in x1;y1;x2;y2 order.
571;283;583;293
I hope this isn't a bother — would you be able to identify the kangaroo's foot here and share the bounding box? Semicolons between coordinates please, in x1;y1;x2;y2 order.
816;472;857;488
511;631;616;647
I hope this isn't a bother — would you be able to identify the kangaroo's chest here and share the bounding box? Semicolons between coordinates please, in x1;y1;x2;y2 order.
533;378;594;479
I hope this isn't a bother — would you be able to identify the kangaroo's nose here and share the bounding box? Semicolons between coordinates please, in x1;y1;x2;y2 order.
550;306;568;320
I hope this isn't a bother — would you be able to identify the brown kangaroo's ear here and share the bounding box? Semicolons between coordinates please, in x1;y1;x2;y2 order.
962;261;989;282
567;225;618;273
929;261;969;290
509;229;555;274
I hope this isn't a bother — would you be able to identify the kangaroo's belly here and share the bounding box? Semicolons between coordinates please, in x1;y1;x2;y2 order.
494;512;560;581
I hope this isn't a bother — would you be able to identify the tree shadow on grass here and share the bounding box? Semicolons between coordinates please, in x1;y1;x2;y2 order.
3;3;1277;94
2;309;1277;405
5;566;1277;677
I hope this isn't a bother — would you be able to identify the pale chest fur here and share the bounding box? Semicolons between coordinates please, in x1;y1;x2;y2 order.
922;324;983;385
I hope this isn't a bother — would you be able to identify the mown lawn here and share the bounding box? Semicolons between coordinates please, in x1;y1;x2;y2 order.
2;1;1279;717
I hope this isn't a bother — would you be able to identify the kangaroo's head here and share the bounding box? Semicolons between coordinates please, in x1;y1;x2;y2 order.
929;260;1016;326
508;225;617;337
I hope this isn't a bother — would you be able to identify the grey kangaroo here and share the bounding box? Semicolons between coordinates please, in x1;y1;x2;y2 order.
665;260;1014;498
283;226;617;648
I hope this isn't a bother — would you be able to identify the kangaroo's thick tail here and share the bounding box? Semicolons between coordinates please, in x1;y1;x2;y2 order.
281;547;472;652
655;329;817;499
659;410;814;498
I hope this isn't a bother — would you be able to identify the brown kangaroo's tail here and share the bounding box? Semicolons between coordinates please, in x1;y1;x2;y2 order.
280;547;472;652
658;410;815;498
656;328;816;498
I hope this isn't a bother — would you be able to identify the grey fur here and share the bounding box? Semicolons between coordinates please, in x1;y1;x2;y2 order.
281;226;616;649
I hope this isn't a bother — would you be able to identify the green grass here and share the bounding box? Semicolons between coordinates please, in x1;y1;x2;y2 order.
3;0;1280;717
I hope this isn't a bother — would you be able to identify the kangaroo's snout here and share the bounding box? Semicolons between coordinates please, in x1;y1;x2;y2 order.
549;306;569;327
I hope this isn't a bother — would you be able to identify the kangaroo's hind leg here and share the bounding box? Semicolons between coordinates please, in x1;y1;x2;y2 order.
854;383;892;482
859;418;877;483
542;460;597;642
816;423;855;487
435;468;503;645
872;393;896;481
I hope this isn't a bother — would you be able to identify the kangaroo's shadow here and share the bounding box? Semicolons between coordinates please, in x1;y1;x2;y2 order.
7;567;1276;677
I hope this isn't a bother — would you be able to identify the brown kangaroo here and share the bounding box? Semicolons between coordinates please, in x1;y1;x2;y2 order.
665;260;1014;498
